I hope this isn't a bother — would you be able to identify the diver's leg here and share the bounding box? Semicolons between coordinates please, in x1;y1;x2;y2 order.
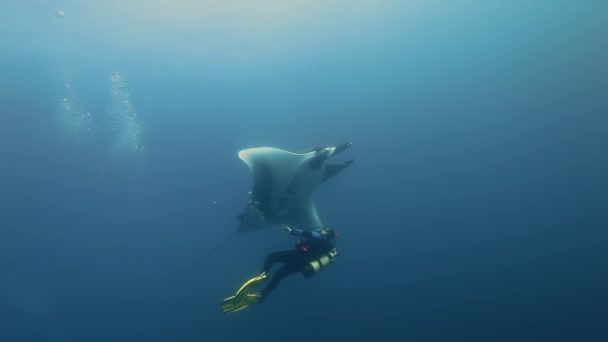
260;261;304;298
261;250;296;273
260;250;307;298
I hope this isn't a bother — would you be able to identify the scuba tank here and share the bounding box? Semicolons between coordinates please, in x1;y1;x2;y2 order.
302;248;339;278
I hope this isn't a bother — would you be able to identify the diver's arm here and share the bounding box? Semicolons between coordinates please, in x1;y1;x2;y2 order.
283;226;323;239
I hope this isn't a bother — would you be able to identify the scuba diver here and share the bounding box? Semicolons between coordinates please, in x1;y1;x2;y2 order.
220;226;340;314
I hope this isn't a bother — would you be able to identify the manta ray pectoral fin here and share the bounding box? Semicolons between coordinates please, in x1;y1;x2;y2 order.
324;159;354;181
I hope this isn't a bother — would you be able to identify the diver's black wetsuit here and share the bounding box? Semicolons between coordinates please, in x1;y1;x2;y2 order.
260;229;336;298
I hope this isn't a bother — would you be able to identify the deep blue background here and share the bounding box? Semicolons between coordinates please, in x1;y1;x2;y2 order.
1;1;607;341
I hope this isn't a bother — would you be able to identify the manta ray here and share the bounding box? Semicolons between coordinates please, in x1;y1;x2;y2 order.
237;141;354;232
206;142;353;256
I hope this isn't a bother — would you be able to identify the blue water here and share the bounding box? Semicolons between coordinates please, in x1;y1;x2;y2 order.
1;2;607;341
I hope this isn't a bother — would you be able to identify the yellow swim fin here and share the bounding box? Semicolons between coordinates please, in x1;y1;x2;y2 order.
220;273;267;314
221;293;264;314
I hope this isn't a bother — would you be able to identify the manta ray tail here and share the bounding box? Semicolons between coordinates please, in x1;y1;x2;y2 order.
205;229;239;257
